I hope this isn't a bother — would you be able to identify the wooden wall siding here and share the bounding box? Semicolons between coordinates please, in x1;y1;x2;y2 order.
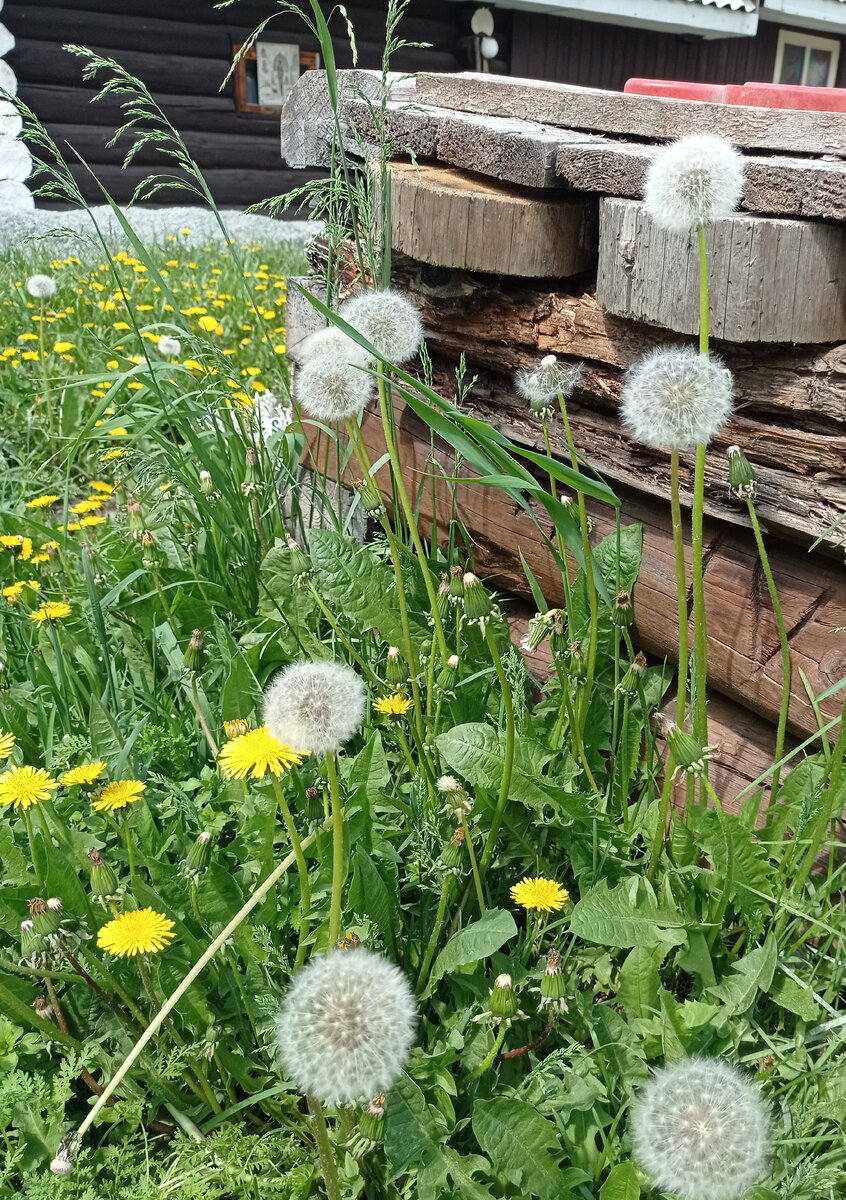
510;15;846;92
4;0;462;208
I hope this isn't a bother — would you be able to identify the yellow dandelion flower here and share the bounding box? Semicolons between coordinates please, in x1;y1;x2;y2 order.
198;315;218;331
92;779;145;811
25;495;60;509
79;515;106;528
0;730;15;758
0;535;22;549
29;553;51;564
90;481;114;494
21;351;39;361
18;332;37;342
29;600;71;623
509;876;568;913
96;908;175;957
372;694;413;717
100;449;124;462
217;725;304;780
113;321;130;331
106;359;120;370
108;428;127;436
0;765;58;810
41;541;59;551
70;498;104;514
52;341;75;353
20;539;32;562
2;583;23;603
61;761;107;787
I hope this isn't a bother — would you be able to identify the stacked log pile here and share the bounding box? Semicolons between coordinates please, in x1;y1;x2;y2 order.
281;69;846;795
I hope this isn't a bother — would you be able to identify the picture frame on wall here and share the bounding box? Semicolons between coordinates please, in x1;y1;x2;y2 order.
233;43;319;115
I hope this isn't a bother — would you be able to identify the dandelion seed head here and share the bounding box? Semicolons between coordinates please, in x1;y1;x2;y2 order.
296;351;374;424
644;135;745;233
339;289;423;363
621;347;732;451
27;275;56;300
157;335;181;358
298;325;369;365
631;1056;771;1200
275;946;416;1106
264;660;366;756
515;355;583;407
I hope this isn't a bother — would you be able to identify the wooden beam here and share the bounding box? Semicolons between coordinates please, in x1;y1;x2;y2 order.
387;161;596;278
596;198;846;344
416;71;846;158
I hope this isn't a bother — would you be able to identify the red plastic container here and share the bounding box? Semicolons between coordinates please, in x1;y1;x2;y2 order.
624;77;846;114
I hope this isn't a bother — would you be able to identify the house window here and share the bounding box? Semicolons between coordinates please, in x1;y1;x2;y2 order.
774;29;840;88
233;43;319;115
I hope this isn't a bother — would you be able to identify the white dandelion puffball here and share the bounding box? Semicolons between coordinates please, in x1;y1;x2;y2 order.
296;349;374;423
644;134;745;233
515;354;583;406
338;289;423;363
276;947;416;1106
157;334;182;358
631;1056;771;1200
298;325;369;365
26;274;57;300
264;659;366;756
621;347;732;451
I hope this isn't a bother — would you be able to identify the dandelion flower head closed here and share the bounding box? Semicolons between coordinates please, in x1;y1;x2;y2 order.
621;347;732;451
339;289;423;364
97;908;176;957
510;876;568;913
644;134;744;234
275;946;416;1106
264;660;366;757
631;1056;771;1200
27;275;57;300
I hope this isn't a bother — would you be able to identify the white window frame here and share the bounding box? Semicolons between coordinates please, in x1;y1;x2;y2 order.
773;27;840;86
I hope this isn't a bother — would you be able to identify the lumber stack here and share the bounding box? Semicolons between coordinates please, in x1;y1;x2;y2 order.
281;69;846;767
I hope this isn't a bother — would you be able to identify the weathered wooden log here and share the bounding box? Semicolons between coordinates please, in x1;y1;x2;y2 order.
387;161;597;277
597;198;846;344
417;71;846;157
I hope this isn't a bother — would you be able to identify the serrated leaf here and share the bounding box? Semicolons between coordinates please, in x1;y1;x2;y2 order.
473;1098;583;1200
600;1162;641;1200
570;879;687;948
309;529;415;646
707;936;777;1015
351;847;399;957
617;945;663;1018
766;971;821;1022
427;907;517;992
591;1006;648;1088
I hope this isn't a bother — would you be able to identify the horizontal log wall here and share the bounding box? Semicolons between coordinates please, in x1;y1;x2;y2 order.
5;0;462;209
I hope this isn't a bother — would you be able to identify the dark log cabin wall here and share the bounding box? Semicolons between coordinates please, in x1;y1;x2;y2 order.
4;0;463;209
510;13;846;91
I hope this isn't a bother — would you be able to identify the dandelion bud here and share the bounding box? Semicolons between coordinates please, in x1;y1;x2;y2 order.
275;946;416;1106
436;653;459;694
522;610;555;653
126;499;144;541
304;786;324;830
568;640;587;684
385;646;406;689
27;274;57;300
539;948;568;1014
515;355;583;412
644;134;745;234
223;718;250;740
448;565;465;602
613;589;634;627
353;476;385;518
339;289;423;363
462;572;493;628
157;335;181;358
621;348;733;452
490;973;518;1024
19;919;39;962
141;530;158;571
49;1132;77;1177
631;1056;771;1200
549;610;568;657
29;897;61;937
285;532;311;584
89;848;121;906
437;774;472;820
663;720;719;778
199;469;215;496
617;651;647;697
297;346;374;423
264;660;366;756
33;995;54;1021
185;831;212;880
727;445;757;501
348;1094;386;1157
183;629;204;675
438;827;465;876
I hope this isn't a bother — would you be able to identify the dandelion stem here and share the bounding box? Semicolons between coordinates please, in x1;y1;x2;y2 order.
461;813;485;914
670;451;689;726
416;875;452;995
271;774;311;972
468;1025;507;1079
190;677;218;756
691;226;710;755
745;499;790;802
324;753;344;946
37;298;57;452
702;777;734;945
21;807;43;885
478;625;515;878
307;1097;343;1200
646;754;676;882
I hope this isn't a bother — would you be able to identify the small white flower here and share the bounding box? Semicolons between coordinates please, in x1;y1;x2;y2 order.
339;289;423;363
631;1056;771;1200
515;355;583;410
275;947;416;1106
264;660;366;756
296;350;374;424
157;335;182;357
620;347;732;451
27;275;57;300
644;134;745;233
256;388;292;439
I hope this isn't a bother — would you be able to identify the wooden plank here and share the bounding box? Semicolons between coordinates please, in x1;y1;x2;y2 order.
416;71;846;158
281;70;411;169
388;161;596;278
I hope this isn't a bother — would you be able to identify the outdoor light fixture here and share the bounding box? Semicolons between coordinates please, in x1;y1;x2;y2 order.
471;6;497;71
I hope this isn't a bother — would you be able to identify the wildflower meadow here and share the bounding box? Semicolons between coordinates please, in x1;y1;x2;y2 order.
0;11;844;1200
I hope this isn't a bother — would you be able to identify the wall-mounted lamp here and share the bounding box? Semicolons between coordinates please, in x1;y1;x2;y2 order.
471;7;496;72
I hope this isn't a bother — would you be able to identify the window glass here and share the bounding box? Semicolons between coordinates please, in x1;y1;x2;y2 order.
806;48;833;88
778;42;805;85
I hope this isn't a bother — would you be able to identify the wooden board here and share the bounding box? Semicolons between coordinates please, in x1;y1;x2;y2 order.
417;71;846;157
596;198;846;344
388;161;596;278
